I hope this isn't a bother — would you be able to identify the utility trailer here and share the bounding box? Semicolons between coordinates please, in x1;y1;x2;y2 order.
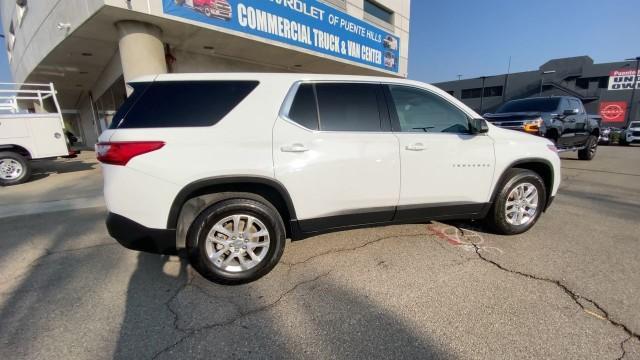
0;83;75;186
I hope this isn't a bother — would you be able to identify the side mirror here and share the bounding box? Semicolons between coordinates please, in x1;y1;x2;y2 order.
563;109;579;116
471;118;489;134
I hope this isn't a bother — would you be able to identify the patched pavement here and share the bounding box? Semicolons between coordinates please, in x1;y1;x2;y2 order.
0;146;639;359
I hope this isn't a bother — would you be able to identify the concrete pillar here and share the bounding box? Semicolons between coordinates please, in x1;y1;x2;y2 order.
116;21;167;94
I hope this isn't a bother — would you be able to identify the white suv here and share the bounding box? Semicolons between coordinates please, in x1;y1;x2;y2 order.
98;73;561;284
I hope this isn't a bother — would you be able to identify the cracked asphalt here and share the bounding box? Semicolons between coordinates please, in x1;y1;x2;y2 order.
0;146;639;359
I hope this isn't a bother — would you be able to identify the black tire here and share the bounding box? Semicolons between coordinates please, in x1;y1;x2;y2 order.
578;135;597;160
486;169;547;235
0;151;31;186
187;195;286;285
620;138;630;146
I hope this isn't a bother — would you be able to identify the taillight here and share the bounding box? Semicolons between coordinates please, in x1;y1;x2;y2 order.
96;141;165;166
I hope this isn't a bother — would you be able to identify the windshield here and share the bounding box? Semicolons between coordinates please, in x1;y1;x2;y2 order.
496;98;561;113
630;122;640;128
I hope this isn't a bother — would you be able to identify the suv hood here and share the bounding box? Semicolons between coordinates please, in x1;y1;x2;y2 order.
488;122;552;144
484;112;544;120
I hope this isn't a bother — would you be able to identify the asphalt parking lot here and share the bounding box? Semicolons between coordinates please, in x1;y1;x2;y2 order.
0;147;639;359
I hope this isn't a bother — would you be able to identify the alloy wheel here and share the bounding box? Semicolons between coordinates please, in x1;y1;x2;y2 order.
205;214;270;272
505;182;539;226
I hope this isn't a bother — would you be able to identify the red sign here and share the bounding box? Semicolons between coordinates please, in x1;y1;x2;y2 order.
599;101;627;123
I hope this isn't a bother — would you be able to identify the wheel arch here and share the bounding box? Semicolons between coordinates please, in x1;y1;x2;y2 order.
491;158;554;211
0;145;32;159
168;176;298;250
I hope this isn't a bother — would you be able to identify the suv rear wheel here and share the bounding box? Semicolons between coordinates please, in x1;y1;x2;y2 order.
187;196;286;285
0;151;31;186
486;169;547;235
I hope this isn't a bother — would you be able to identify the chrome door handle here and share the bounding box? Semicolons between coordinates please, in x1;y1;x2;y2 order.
281;143;309;153
405;143;426;151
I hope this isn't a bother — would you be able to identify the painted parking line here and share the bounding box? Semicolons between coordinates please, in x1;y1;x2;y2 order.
0;196;105;218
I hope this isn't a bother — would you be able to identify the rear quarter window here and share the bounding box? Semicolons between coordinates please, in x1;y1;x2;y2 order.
110;81;259;129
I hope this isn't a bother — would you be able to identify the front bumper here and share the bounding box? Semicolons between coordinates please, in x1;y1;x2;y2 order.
106;212;177;254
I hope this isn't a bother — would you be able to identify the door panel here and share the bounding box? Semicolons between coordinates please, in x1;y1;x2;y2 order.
273;118;400;225
273;82;400;230
395;133;495;217
385;84;496;221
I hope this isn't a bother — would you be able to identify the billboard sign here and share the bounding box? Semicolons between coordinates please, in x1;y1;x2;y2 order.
599;101;627;123
162;0;401;73
608;69;640;90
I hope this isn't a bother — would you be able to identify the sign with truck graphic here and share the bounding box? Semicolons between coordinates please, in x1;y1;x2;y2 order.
163;0;401;73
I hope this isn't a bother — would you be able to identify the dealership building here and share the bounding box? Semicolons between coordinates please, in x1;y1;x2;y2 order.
435;56;640;127
1;0;410;147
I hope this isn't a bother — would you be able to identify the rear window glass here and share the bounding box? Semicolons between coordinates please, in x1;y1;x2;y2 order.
496;98;561;113
110;81;258;129
288;84;319;130
315;83;382;132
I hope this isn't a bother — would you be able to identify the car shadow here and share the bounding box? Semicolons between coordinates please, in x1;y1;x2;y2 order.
113;253;452;359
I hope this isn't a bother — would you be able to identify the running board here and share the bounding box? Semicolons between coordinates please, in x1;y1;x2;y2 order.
557;145;587;153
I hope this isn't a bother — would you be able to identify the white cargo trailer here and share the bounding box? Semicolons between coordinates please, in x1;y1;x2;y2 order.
0;83;73;186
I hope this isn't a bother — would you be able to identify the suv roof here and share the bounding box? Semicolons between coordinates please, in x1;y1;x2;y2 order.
129;73;421;87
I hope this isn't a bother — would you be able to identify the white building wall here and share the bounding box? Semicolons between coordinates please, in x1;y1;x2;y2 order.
1;0;104;84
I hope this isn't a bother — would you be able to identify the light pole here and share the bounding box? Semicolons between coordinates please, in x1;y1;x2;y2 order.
539;70;556;96
479;76;487;114
625;57;640;126
457;74;462;81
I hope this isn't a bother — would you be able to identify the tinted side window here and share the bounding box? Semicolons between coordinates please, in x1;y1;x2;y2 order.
388;85;470;134
315;83;382;132
569;99;583;113
288;84;319;130
112;81;258;129
109;82;151;129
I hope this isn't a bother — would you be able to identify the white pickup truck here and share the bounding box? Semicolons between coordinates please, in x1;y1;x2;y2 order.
0;83;74;186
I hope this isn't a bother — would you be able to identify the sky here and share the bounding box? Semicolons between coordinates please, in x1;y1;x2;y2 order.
0;0;638;83
408;0;640;83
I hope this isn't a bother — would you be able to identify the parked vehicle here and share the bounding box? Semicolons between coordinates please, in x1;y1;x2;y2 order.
175;0;232;20
0;83;74;186
484;96;600;160
98;74;561;284
598;127;623;145
620;121;640;145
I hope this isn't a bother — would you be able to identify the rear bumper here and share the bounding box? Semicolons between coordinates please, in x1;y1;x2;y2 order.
106;212;177;255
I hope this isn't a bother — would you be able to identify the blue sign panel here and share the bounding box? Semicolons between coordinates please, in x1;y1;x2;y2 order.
163;0;400;73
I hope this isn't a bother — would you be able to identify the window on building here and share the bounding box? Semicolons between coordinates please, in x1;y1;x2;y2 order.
388;85;470;134
598;77;608;89
364;0;393;24
320;0;346;9
461;88;482;99
446;90;455;96
575;78;589;90
288;84;319;130
315;83;383;132
110;81;259;129
483;86;503;97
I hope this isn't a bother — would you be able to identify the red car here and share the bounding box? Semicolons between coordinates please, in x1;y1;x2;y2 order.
176;0;232;20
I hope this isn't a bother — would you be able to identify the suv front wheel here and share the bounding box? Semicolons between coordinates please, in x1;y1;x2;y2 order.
187;196;286;285
486;169;547;235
